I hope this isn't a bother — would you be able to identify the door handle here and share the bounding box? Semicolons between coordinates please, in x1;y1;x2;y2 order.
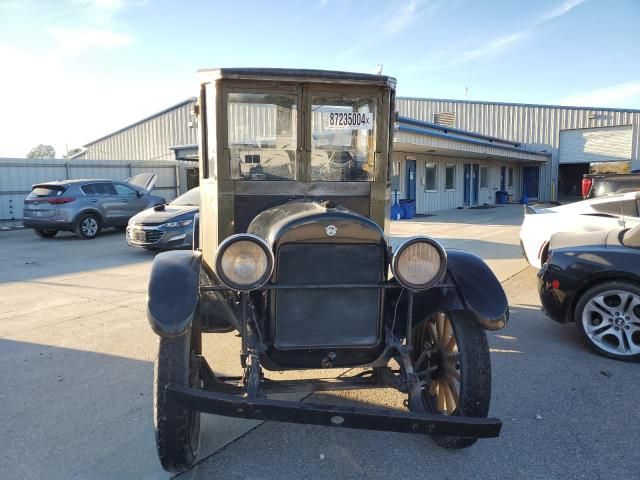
90;199;98;203
121;199;128;203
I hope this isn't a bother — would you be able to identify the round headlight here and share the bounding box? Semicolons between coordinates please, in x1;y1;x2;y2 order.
392;237;447;290
214;234;274;291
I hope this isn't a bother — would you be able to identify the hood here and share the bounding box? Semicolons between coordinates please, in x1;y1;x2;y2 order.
130;204;198;225
247;199;385;249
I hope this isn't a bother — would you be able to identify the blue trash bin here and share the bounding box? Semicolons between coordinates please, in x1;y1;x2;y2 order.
390;203;404;220
400;199;416;219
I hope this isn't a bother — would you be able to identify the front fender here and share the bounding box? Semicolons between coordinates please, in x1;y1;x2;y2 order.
445;249;509;330
147;250;201;338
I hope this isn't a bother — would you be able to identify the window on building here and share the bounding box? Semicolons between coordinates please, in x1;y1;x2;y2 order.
391;160;401;191
445;164;456;190
425;163;437;191
480;166;489;189
508;167;514;188
244;154;261;164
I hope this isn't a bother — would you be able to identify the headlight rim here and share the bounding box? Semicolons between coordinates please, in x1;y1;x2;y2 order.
214;233;274;291
391;236;447;291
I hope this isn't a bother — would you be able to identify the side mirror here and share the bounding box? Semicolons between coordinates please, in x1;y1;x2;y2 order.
137;191;144;197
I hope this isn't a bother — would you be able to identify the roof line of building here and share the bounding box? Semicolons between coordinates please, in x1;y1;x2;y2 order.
83;97;197;148
397;116;521;147
396;125;550;158
397;96;640;114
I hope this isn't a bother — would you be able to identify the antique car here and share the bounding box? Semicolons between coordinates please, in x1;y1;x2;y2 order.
147;68;509;472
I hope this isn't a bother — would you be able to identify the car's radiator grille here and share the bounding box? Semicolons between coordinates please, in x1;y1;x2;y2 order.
145;231;164;243
273;244;382;349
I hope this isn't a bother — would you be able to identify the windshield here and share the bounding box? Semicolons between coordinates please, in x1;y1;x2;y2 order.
227;92;297;181
171;187;200;206
311;95;377;181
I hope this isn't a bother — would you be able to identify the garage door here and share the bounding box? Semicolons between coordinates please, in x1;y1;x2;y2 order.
559;125;632;164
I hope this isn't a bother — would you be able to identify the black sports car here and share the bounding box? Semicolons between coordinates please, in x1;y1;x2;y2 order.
538;224;640;360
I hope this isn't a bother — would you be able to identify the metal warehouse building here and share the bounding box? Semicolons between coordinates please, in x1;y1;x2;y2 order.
73;94;640;214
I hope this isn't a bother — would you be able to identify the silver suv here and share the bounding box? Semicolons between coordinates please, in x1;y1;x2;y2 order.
23;173;165;239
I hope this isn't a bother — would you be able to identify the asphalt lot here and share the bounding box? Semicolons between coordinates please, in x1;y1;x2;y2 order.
1;205;638;480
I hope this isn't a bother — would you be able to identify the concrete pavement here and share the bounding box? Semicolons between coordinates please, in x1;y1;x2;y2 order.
1;205;637;479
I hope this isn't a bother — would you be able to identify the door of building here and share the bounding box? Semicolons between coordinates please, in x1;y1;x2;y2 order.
405;159;416;200
472;164;479;205
463;164;470;205
464;163;480;206
522;166;539;200
500;166;506;191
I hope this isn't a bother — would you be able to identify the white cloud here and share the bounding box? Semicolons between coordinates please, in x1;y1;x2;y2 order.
384;0;441;35
460;32;528;62
48;27;133;57
559;80;640;108
406;0;588;73
536;0;587;25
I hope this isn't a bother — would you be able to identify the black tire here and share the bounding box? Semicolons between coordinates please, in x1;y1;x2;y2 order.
574;281;640;361
34;229;58;238
153;328;201;472
75;213;101;240
412;310;491;449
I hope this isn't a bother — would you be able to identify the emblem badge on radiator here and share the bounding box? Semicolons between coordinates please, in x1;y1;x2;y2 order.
325;225;337;236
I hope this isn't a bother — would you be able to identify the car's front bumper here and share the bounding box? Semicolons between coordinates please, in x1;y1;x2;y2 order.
126;224;193;249
166;383;502;439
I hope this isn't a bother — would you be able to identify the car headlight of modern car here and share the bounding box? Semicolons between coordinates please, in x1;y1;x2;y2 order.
392;237;447;290
161;218;193;228
214;234;274;291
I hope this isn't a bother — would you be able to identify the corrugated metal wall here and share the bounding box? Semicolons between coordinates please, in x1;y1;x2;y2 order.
393;151;522;212
397;98;640;200
0;158;197;220
80;100;198;161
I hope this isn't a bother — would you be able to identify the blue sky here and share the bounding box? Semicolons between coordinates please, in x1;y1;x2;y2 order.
0;0;639;157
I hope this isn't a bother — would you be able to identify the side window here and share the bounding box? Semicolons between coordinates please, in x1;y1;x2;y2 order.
425;163;437;191
93;183;117;195
81;184;96;195
114;184;137;196
508;167;514;188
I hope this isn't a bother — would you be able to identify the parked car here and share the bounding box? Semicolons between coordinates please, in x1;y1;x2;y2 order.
520;192;640;268
582;172;640;199
538;224;640;360
23;173;164;240
146;68;509;473
126;187;199;250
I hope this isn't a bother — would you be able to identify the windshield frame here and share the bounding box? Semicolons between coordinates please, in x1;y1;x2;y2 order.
219;82;383;183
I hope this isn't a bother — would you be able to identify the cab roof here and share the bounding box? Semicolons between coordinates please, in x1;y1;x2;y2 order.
197;67;396;88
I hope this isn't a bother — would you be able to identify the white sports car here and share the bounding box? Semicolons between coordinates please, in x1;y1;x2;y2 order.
520;192;640;268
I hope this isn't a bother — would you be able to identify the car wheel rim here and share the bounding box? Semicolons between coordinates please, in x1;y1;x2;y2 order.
82;218;98;237
582;289;640;356
415;312;460;415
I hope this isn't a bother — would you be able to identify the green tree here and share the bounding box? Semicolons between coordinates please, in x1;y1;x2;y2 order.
27;144;56;159
64;147;83;159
